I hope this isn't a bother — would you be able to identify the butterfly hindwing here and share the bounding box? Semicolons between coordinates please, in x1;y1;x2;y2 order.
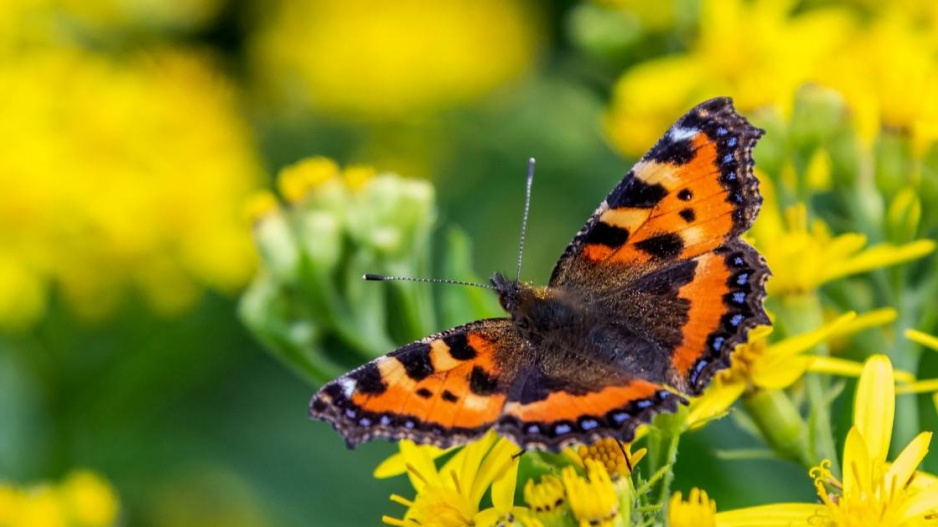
309;319;522;448
550;97;764;285
497;360;682;451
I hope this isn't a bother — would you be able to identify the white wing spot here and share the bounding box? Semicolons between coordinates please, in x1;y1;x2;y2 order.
339;378;357;398
669;126;697;142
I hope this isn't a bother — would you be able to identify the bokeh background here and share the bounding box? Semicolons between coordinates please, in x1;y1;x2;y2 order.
2;0;938;525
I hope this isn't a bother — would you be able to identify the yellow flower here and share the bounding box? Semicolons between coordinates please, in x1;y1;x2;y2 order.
563;438;646;481
808;355;938;526
901;330;938;415
669;488;716;527
249;0;542;119
0;470;119;527
688;309;904;427
0;47;263;327
751;201;935;297
381;432;533;527
668;486;820;527
817;11;938;150
605;0;855;157
524;475;568;527
56;0;227;33
561;460;620;527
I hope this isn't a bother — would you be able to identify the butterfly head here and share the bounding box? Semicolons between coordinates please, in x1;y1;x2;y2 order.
490;272;524;313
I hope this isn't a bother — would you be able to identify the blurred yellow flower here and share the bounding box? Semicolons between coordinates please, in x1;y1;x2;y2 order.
819;11;938;149
0;47;263;329
752;202;935;298
605;0;855;157
605;0;938;156
0;470;119;527
250;0;542;119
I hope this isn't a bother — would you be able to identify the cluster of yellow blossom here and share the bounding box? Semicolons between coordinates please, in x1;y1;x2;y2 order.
0;47;263;330
605;0;938;157
0;471;119;527
248;0;542;119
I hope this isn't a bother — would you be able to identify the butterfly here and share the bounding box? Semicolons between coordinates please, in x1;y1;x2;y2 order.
309;97;770;452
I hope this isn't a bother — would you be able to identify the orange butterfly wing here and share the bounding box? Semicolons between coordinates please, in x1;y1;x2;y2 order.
309;319;523;448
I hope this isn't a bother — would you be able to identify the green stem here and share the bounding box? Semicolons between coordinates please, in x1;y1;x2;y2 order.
778;293;840;472
741;388;814;468
644;414;682;522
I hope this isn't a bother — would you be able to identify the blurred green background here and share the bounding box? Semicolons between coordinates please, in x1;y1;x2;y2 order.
2;0;938;525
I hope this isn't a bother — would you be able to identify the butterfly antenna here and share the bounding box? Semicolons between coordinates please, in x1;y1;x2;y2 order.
515;157;536;282
363;274;495;290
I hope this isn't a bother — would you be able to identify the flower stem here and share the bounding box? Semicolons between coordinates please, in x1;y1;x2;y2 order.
741;388;814;467
778;293;840;472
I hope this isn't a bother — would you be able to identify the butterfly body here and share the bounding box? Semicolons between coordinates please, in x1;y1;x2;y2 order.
310;98;770;452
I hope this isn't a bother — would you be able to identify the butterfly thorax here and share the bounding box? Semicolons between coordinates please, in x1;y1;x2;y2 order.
491;272;581;345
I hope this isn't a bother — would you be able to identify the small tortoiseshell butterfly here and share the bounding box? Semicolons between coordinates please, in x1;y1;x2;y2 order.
309;98;770;451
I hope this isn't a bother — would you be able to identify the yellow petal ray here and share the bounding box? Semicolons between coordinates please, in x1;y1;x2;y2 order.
764;312;856;359
821;239;936;284
401;440;442;491
751;356;812;389
688;380;747;428
472;438;520;506
374;452;409;479
906;329;938;353
831;308;897;336
900;484;938;520
490;456;520;514
896;379;938;394
453;436;494;504
716;503;819;527
855;355;895;463
842;427;872;497
884;432;932;492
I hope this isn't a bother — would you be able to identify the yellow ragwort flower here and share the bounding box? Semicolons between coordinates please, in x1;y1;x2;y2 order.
669;488;716;527
0;470;120;527
668;486;821;527
381;432;536;527
901;330;938;416
564;438;646;481
561;460;620;527
250;0;541;119
688;309;906;427
605;0;855;157
751;200;935;297
524;475;568;527
807;355;938;526
0;47;263;328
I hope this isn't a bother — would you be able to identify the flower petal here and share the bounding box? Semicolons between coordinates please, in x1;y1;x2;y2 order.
716;503;819;526
900;483;938;520
842;427;872;496
400;440;444;490
906;329;938;353
831;308;897;336
855;355;895;463
490;456;520;513
821;239;936;284
751;356;812;389
687;379;746;428
764;312;855;359
896;379;938;394
884;432;932;492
